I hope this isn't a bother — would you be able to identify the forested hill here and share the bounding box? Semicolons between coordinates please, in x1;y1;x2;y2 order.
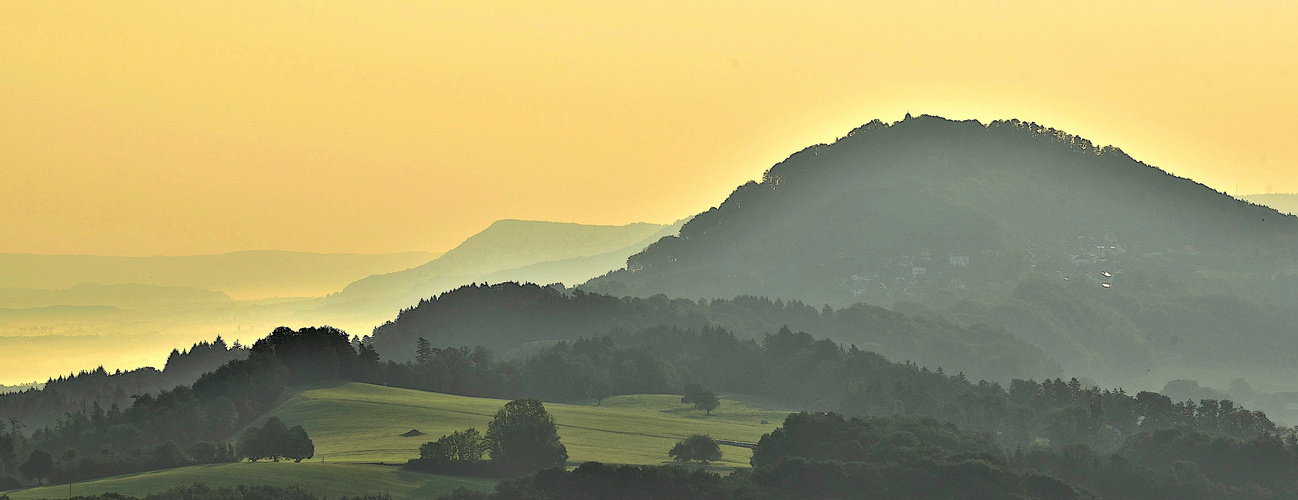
368;282;1057;383
0;337;247;428
582;115;1298;389
587;115;1297;304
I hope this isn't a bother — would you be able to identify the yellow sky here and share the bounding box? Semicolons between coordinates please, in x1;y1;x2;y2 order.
3;1;1296;256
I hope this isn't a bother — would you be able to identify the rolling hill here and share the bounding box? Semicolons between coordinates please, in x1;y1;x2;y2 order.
2;383;789;499
3;462;495;500
264;382;785;466
582;115;1298;389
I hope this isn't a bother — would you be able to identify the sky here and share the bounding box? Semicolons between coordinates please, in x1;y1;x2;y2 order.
3;1;1296;256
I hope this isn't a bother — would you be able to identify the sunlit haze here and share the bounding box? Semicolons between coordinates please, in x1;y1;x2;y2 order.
3;1;1296;256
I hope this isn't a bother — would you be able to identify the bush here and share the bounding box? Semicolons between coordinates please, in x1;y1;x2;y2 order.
420;429;486;463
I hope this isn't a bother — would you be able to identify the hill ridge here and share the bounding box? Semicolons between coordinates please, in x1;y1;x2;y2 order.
581;115;1298;388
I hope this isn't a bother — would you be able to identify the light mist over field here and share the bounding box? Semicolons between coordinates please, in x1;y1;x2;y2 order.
0;221;674;385
0;251;441;301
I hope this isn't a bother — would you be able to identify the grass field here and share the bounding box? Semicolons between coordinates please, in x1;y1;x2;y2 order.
272;383;791;467
4;383;793;499
5;462;495;500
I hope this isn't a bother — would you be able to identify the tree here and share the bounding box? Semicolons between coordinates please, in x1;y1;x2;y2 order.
419;441;448;463
668;434;722;463
18;449;53;484
681;383;720;414
485;399;567;475
698;391;720;415
588;368;614;406
284;425;315;463
358;343;381;382
416;337;433;365
0;472;19;491
260;416;290;462
446;428;485;462
421;428;486;463
0;434;13;475
237;426;268;462
238;417;312;462
251;326;359;384
189;441;232;463
153;440;184;468
681;383;705;407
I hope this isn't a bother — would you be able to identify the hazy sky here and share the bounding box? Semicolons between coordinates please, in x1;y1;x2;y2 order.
3;1;1296;256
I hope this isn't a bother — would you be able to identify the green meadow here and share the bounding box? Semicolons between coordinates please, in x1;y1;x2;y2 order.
6;462;494;500
5;383;793;499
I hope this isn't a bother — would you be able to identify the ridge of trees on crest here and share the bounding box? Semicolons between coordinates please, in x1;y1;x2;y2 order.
0;326;371;487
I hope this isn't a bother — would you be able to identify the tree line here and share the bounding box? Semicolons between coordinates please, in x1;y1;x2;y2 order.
0;337;248;430
0;327;358;488
0;483;391;500
439;410;1298;499
0;321;1285;492
368;324;1274;452
368;282;1057;383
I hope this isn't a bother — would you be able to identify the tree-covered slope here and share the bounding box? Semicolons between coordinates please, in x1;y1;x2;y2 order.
590;115;1297;302
582;115;1298;387
369;282;1056;382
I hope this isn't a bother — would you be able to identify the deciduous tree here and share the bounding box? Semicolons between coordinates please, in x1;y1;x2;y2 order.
668;434;722;463
18;449;53;484
485;399;567;475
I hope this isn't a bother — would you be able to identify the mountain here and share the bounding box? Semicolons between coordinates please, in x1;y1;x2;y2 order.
583;115;1298;389
0;283;229;309
1243;193;1298;216
475;225;684;287
328;220;676;307
0;250;439;300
